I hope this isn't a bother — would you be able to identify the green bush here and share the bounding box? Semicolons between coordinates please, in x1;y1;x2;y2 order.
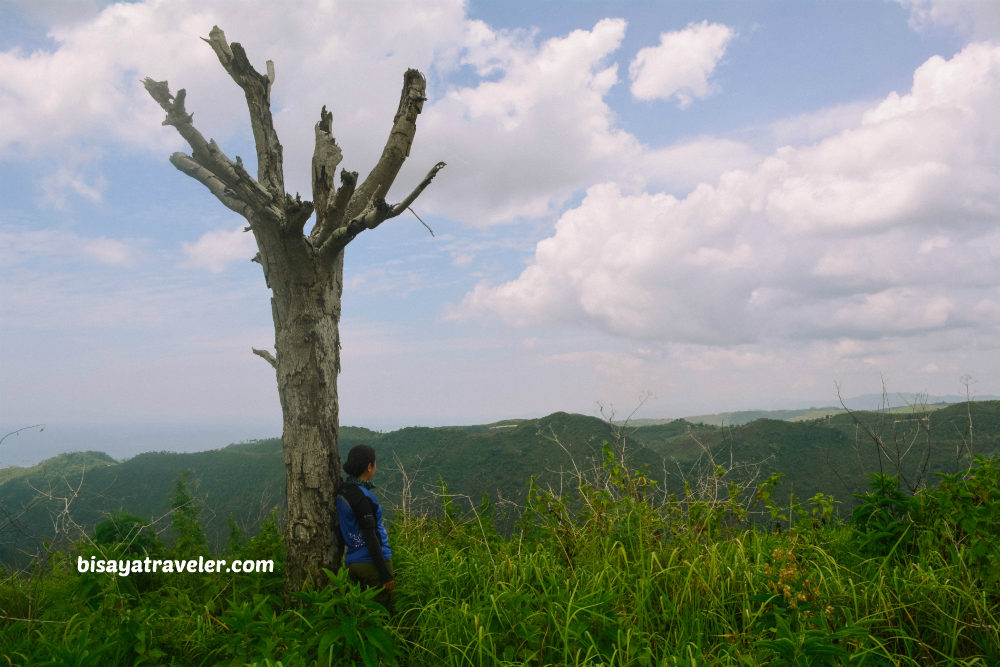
850;472;916;558
915;456;1000;588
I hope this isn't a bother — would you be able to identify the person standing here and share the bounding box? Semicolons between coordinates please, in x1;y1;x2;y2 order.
337;445;394;611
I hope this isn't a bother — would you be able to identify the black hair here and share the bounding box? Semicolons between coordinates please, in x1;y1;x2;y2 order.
343;445;377;477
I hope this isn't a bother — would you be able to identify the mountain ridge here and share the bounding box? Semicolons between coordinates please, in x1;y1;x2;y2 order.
2;401;997;570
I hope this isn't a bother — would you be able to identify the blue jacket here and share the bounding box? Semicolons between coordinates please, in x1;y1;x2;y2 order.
337;485;392;564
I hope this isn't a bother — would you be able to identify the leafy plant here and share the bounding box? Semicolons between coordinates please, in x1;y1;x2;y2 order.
170;473;209;557
850;473;914;558
94;512;162;557
756;615;869;666
915;456;1000;588
755;471;787;532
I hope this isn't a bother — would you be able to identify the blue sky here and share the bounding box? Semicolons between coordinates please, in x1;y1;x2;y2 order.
2;0;999;464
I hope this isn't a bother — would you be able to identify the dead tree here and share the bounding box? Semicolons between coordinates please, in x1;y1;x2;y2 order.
144;26;444;590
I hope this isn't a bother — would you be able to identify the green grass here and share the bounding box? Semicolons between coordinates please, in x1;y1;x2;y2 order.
386;476;999;666
1;451;997;666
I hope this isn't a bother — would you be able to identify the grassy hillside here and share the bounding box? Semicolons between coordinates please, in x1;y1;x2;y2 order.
2;402;997;570
2;435;997;666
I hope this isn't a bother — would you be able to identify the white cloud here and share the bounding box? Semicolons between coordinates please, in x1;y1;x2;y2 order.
0;228;248;357
639;137;761;194
831;288;954;334
0;5;760;229
0;2;216;155
895;0;1000;38
917;235;951;254
181;224;257;273
768;100;873;147
628;21;735;107
83;237;134;265
462;43;1000;347
40;164;108;208
461;182;767;344
403;18;760;225
0;1;469;203
0;228;65;267
405;17;639;225
6;0;107;30
0;225;138;268
29;148;109;209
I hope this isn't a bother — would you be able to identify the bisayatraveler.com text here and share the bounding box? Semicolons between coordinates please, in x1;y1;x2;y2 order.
78;555;274;577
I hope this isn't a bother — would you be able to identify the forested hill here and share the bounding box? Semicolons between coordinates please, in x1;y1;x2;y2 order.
2;402;998;570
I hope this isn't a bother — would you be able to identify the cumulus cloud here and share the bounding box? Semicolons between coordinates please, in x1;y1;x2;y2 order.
628;21;735;107
831;288;954;336
462;43;1000;347
768;100;873;147
0;3;216;155
402;17;760;225
0;4;761;228
406;17;639;225
0;1;468;202
639;137;760;194
180;224;257;273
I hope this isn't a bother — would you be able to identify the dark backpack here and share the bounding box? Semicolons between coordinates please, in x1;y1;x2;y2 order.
336;483;391;584
338;483;380;534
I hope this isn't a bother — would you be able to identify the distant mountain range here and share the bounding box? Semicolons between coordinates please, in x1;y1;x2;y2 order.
2;400;998;570
3;393;994;467
650;392;998;427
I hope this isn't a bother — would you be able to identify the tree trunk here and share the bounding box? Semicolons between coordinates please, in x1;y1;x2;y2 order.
144;26;444;592
272;242;346;584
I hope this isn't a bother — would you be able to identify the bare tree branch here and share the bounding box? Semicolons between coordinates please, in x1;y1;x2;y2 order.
313;169;357;252
203;26;285;199
168;153;255;218
408;207;435;237
0;424;45;448
322;161;445;255
309;106;343;239
284;193;314;235
391;161;446;215
344;69;427;222
143;78;280;222
252;347;278;369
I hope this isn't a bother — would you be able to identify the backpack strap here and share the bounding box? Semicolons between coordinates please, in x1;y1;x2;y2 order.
338;483;392;585
339;484;371;522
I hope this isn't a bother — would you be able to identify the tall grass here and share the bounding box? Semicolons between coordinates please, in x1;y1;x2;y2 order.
387;447;998;666
1;449;997;666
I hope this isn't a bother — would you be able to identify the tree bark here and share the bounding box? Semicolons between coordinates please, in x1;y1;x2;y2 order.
272;246;345;584
144;26;443;591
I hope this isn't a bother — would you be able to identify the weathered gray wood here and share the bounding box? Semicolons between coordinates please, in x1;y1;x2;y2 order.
145;25;444;592
322;161;446;255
